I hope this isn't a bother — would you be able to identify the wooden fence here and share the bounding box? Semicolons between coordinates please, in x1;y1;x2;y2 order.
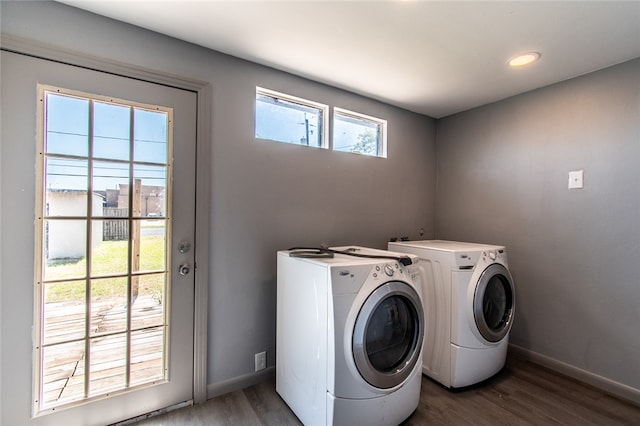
103;208;128;241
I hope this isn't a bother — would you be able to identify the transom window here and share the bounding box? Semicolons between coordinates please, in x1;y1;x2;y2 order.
333;107;387;158
255;87;328;148
255;87;388;158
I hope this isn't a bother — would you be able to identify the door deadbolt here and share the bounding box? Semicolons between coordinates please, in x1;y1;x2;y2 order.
178;264;191;276
178;241;191;253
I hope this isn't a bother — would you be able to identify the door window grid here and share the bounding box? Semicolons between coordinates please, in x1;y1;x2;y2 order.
35;86;173;414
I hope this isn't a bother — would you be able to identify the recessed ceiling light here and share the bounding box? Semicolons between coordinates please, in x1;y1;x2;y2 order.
508;52;541;67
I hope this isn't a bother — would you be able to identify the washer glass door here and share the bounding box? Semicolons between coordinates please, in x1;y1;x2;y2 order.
473;263;515;342
353;280;424;389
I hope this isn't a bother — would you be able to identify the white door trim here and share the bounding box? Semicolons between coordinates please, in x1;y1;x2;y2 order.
1;33;211;404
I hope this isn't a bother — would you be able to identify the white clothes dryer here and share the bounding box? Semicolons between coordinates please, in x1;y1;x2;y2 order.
276;246;424;426
388;240;515;388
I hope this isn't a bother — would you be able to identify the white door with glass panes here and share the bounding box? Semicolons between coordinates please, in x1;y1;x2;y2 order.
0;51;197;426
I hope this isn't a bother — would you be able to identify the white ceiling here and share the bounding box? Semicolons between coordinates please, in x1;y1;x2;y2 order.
58;1;640;118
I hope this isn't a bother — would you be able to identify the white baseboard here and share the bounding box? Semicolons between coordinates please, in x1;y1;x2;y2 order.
206;366;275;399
509;344;640;406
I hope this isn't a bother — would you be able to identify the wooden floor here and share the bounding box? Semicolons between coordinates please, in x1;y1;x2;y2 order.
130;356;640;425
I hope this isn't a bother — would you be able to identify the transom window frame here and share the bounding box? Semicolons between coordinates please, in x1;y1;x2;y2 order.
333;107;388;158
255;86;389;158
255;87;329;149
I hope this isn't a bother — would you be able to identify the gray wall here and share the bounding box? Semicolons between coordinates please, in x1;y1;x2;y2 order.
0;1;436;389
435;58;640;391
4;0;638;406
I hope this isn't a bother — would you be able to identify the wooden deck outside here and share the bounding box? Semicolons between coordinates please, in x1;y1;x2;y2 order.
41;294;165;408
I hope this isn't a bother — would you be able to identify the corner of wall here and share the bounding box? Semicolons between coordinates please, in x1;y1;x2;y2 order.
508;344;640;406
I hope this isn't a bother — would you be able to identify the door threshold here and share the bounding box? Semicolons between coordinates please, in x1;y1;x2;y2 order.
113;400;194;425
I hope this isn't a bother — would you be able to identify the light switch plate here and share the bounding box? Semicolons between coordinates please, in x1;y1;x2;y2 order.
568;170;584;189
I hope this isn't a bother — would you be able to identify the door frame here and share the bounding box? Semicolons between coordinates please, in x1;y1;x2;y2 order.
1;34;211;405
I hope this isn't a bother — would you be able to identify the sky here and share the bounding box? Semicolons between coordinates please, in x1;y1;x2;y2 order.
47;91;382;197
45;92;169;193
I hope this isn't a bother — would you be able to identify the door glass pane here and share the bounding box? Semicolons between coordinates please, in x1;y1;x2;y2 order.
45;157;88;217
36;86;172;413
130;327;165;386
136;220;166;273
134;109;168;163
93;160;130;217
41;340;86;408
91;221;129;276
91;277;128;335
132;273;165;330
43;219;87;281
93;101;131;161
43;280;86;345
366;295;417;372
89;334;127;396
45;93;89;156
133;164;167;217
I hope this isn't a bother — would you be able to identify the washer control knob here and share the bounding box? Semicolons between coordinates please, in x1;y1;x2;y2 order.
489;251;497;261
384;265;394;277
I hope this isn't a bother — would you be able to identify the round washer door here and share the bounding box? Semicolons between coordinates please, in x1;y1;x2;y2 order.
473;263;515;342
352;280;424;389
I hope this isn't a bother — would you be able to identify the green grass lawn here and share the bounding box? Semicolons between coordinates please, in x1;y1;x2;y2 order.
45;236;165;303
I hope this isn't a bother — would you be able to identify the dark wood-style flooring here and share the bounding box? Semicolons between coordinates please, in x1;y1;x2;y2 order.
130;356;640;425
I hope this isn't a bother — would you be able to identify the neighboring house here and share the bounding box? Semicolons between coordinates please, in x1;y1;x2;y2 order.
45;190;104;260
106;184;165;217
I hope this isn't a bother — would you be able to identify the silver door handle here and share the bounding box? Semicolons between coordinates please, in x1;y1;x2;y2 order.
178;264;191;276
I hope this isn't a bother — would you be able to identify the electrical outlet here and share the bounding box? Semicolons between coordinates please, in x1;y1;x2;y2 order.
255;351;266;371
568;170;584;189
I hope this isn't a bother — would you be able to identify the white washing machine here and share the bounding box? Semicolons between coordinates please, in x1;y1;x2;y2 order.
276;246;424;426
388;240;515;388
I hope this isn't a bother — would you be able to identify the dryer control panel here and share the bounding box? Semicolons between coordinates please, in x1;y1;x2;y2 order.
480;248;507;264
